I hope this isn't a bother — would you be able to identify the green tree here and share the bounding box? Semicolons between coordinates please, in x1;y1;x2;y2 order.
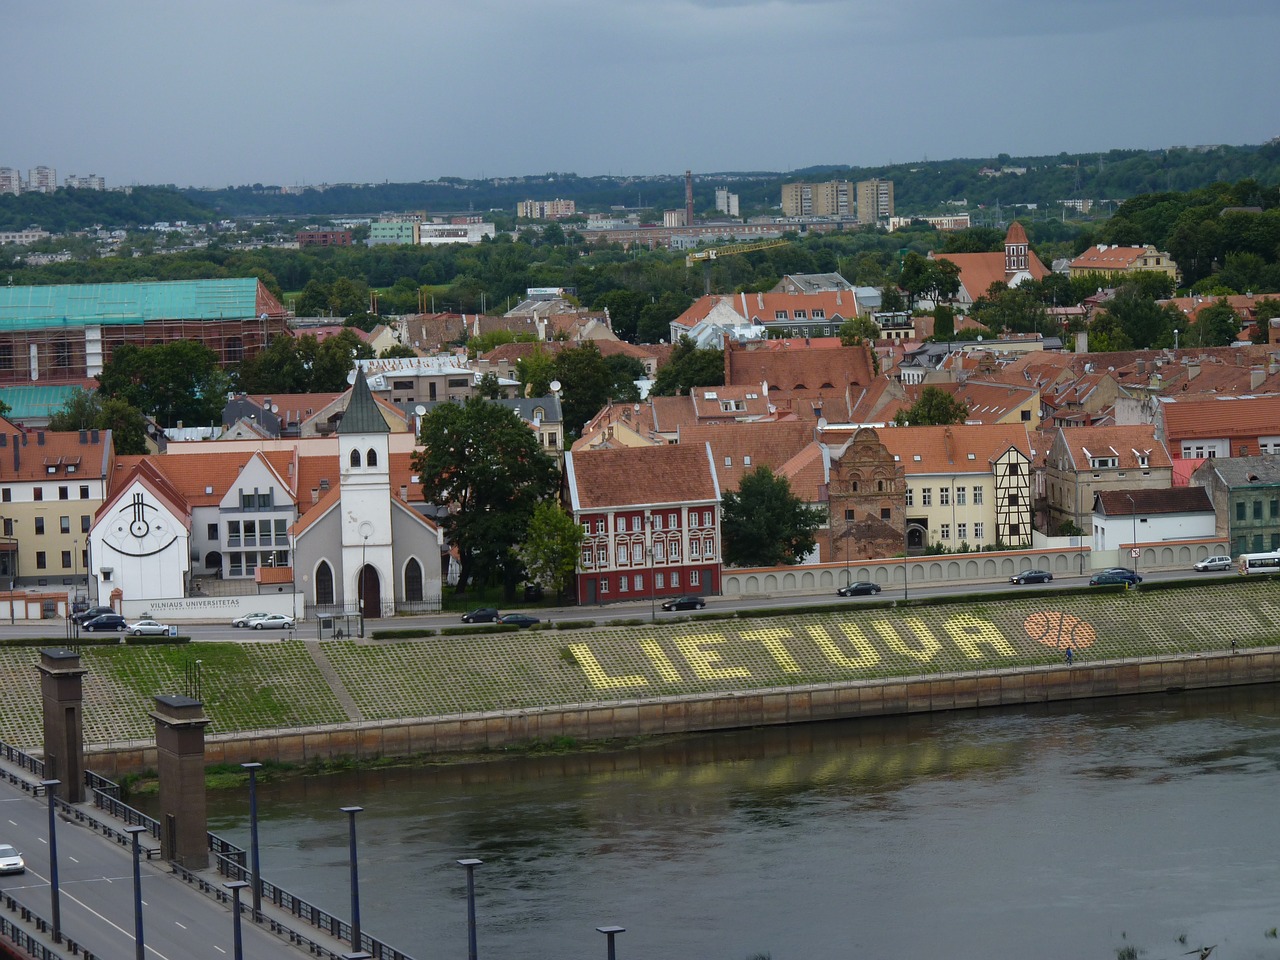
411;398;558;595
720;467;825;567
893;386;969;426
379;343;418;359
1250;297;1280;344
97;340;230;427
838;315;880;345
47;388;146;454
46;388;101;431
1189;300;1241;347
1099;285;1178;349
897;253;960;309
516;346;557;397
554;343;613;439
311;330;374;392
603;353;645;403
971;283;1049;334
512;501;584;601
637;291;694;343
879;285;907;313
651;337;724;396
932;305;955;341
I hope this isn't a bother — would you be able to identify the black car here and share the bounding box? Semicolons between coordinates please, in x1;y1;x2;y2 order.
461;608;500;623
1009;569;1053;585
661;595;706;611
837;581;882;597
1089;567;1143;586
499;613;541;629
73;605;115;625
82;613;128;632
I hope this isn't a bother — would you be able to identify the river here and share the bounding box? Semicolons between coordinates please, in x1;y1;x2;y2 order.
151;686;1280;960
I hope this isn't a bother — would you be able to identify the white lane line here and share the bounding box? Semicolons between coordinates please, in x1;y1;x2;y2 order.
69;856;79;863
23;866;176;960
174;921;186;930
214;947;226;954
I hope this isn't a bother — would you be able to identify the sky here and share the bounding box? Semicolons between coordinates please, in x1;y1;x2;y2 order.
4;0;1278;190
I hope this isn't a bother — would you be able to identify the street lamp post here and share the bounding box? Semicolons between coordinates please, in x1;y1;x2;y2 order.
457;858;482;960
596;925;626;960
41;779;62;942
341;805;364;952
1127;494;1139;576
223;881;250;960
125;825;147;960
241;762;263;922
647;515;656;623
903;521;910;601
1174;328;1179;351
358;535;368;638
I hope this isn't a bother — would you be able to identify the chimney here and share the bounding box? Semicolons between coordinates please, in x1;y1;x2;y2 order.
91;429;99;444
400;484;408;499
1252;367;1266;390
311;488;319;505
1187;362;1201;380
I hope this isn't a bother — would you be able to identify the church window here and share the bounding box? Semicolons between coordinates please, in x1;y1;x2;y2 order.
315;561;335;605
350;449;361;468
404;558;423;602
366;448;378;467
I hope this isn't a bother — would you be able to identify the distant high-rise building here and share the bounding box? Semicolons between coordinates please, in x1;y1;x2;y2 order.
517;199;577;219
65;173;106;190
0;168;19;196
27;166;57;194
856;179;894;224
780;180;853;218
715;187;740;218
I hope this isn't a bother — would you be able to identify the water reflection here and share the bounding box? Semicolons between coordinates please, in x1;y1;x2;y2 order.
138;686;1280;960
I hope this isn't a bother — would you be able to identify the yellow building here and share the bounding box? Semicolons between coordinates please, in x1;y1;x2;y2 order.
1068;244;1180;284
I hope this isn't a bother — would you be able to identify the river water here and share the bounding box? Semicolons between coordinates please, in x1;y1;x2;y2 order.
165;687;1280;960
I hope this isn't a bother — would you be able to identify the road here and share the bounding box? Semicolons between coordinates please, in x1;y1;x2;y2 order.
0;779;324;960
3;567;1238;642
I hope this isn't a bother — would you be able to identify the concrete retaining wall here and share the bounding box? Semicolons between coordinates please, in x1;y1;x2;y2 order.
84;648;1280;777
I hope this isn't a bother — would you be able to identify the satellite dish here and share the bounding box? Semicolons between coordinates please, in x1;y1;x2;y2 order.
414;405;426;416
550;380;562;393
817;417;828;430
271;404;279;413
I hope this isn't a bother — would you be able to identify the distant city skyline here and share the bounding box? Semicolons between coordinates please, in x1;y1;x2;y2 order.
3;0;1277;190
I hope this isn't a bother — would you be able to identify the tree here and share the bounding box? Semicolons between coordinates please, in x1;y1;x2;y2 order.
47;388;146;454
512;501;584;601
637;291;693;343
893;386;968;426
554;343;613;439
311;330;374;391
1099;285;1178;349
97;340;230;427
46;388;101;431
379;343;418;359
1189;300;1241;347
603;353;645;403
721;467;825;567
971;283;1049;334
897;253;960;309
838;315;880;346
411;398;558;595
879;285;907;313
516;346;557;398
1250;297;1280;344
651;336;724;396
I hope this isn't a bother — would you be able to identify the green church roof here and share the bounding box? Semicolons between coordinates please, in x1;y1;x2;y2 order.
0;278;267;333
337;367;390;435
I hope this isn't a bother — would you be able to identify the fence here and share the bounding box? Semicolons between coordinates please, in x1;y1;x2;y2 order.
0;891;95;960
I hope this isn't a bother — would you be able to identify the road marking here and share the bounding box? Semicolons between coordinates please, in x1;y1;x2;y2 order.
214;947;226;954
69;856;79;863
174;921;186;929
38;837;47;845
25;867;175;960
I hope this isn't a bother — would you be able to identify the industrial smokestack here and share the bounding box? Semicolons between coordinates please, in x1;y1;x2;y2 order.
685;169;694;228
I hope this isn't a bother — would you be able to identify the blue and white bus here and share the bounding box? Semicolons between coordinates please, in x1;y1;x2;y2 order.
1237;551;1280;574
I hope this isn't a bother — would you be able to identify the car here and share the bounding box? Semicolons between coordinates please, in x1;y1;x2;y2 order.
127;619;172;636
0;845;24;874
1009;569;1053;585
837;581;882;597
661;595;706;611
251;614;295;630
82;613;128;632
72;605;115;625
461;608;500;623
232;612;271;628
1194;555;1234;572
499;613;541;628
1090;568;1143;586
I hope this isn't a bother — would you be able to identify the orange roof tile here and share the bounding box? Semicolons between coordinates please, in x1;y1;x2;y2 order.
677;421;815;493
566;444;719;510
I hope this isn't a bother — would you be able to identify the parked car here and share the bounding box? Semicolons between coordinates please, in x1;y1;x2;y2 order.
250;614;295;630
499;613;541;628
1193;555;1233;572
127;619;172;636
0;845;24;874
232;612;271;628
661;595;706;611
72;605;115;625
1090;567;1143;586
82;613;127;632
1009;569;1053;585
837;581;882;597
461;608;501;623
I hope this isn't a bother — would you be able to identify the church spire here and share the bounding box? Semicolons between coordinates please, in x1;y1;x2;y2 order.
337;365;389;435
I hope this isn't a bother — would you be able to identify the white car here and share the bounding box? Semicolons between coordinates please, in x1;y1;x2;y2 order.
232;612;271;628
1193;555;1233;572
0;844;24;874
126;619;172;636
252;614;296;630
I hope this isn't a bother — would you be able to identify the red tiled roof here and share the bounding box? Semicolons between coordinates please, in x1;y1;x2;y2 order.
567;443;719;510
1054;424;1172;469
677;421;815;493
1161;394;1280;444
1095;487;1211;515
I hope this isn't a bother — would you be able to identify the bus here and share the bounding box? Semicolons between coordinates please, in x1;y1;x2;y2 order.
1237;552;1280;574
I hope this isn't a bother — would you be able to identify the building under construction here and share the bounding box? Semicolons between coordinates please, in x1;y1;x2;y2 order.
0;278;290;387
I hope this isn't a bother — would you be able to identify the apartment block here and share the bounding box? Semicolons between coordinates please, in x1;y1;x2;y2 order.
781;180;853;218
856;179;894;224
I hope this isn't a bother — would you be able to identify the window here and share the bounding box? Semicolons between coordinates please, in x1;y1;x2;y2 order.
670;542;680;559
81;515;90;533
315;561;334;605
691;540;700;557
1009;524;1021;539
1021;409;1031;422
34;518;44;535
956;488;966;506
633;544;644;563
905;488;914;506
811;309;825;320
33;488;42;501
61;550;71;569
1;489;8;502
632;517;642;532
654;542;665;560
1253;500;1263;521
274;519;287;544
881;507;891;520
1008;493;1020;507
616;546;627;566
654;515;663;531
36;551;46;569
669;512;677;527
922;488;932;506
581;549;592;567
208;523;218;540
703;510;712;526
404;559;423;602
596;547;607;565
243;520;256;546
656;573;665;590
794;310;807;320
973;487;983;505
619;577;628;593
634;574;644;592
1273;533;1280;551
227;521;241;545
60;516;70;534
691;570;700;586
974;523;984;540
596;519;605;534
689;509;699;527
230;554;243;576
1010;462;1023;475
366;448;378;468
703;539;714;558
1237;502;1247;521
940;488;950;506
600;579;610;594
1254;534;1264;552
941;524;950;540
58;486;69;500
958;523;967;540
615;516;625;532
257;492;271;509
1272;500;1280;519
774;310;787;320
349;449;361;468
671;572;679;588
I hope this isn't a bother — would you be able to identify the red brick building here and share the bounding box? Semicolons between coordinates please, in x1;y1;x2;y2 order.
296;231;352;247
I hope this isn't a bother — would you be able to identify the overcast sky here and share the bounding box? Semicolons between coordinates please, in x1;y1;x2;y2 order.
4;0;1277;189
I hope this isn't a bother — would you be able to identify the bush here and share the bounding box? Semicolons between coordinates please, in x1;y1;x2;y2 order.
370;628;437;640
436;624;520;637
553;620;595;630
124;635;191;645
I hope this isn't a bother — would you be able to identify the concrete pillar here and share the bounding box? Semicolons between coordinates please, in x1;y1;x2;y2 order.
38;649;88;803
149;695;211;868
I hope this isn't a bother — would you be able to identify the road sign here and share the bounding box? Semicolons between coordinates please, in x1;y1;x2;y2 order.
1130;548;1141;558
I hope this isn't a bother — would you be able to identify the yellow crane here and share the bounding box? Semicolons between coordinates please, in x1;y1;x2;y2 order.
685;238;790;267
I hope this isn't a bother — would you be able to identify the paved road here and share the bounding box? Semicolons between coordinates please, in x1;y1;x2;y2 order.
4;568;1238;642
0;779;329;960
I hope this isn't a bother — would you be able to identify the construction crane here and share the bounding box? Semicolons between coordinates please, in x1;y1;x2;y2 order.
685;238;790;267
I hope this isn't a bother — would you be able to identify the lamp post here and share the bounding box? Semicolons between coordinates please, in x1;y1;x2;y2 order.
457;858;482;960
358;535;368;637
41;779;62;943
596;925;625;960
903;521;910;601
241;762;263;922
125;825;147;960
647;514;656;623
1127;493;1138;576
341;805;364;952
1174;328;1179;351
223;881;249;960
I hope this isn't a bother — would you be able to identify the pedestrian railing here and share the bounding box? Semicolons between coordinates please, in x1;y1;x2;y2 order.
0;738;45;778
0;891;96;960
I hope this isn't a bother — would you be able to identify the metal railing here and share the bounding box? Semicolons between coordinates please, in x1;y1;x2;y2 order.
1;891;95;960
0;739;45;778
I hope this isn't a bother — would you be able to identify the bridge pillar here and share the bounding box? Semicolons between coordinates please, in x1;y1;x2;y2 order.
150;695;211;868
38;648;88;803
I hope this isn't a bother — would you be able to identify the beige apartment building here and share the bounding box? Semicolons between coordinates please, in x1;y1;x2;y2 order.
781;181;853;218
856;179;894;224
